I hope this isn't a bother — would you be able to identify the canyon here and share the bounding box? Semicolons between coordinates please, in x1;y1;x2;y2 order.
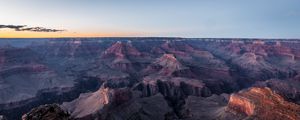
0;38;300;120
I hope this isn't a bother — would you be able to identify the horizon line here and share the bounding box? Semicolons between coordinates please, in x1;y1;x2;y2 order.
0;36;299;40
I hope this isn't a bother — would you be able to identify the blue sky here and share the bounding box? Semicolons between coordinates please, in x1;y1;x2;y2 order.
0;0;300;38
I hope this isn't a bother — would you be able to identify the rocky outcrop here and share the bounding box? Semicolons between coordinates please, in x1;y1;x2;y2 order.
133;77;211;98
101;41;142;72
22;104;70;120
61;83;175;120
227;87;300;120
102;41;141;58
144;54;194;77
62;84;132;119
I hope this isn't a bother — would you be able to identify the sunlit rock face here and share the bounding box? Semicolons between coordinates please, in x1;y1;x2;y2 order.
227;87;300;120
61;84;132;119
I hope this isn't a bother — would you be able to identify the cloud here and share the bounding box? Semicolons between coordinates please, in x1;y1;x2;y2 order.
0;25;65;32
0;25;26;30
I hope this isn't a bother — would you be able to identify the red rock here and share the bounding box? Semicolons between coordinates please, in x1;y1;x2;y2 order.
101;41;142;72
227;87;300;120
102;41;141;59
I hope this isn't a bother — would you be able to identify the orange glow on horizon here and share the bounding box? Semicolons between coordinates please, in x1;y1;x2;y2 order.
0;30;145;38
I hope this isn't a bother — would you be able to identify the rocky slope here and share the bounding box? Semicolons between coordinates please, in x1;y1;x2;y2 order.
227;87;300;120
61;84;132;119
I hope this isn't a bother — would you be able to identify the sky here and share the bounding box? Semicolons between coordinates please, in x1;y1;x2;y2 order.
0;0;300;38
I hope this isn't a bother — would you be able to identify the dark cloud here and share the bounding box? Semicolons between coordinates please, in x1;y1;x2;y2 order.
0;25;65;32
0;25;26;30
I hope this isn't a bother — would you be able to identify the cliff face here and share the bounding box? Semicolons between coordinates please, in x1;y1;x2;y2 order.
133;77;211;98
228;93;255;116
227;87;300;120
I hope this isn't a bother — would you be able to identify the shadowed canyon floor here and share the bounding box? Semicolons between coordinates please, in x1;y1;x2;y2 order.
0;38;300;120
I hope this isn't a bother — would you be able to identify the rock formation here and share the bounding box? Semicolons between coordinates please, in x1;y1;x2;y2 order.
101;41;142;72
144;54;194;77
133;76;211;98
102;41;141;58
22;104;70;120
61;82;176;120
61;85;132;119
227;87;300;120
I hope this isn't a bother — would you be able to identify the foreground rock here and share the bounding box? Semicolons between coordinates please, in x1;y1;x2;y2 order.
61;84;175;120
22;104;70;120
61;85;132;119
227;87;300;120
